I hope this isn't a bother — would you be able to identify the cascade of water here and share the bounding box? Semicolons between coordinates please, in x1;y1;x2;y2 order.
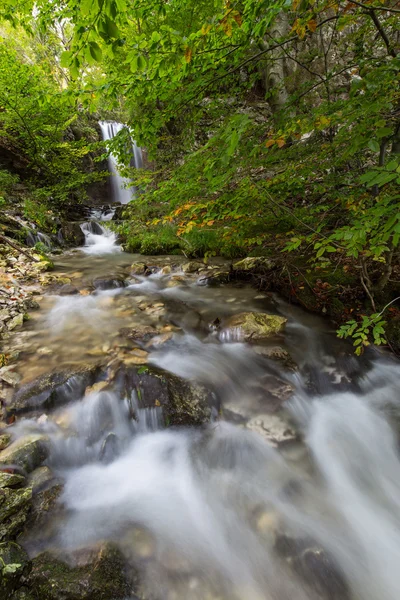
80;221;122;255
99;120;143;204
26;230;52;250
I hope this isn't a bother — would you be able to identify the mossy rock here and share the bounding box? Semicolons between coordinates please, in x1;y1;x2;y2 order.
0;542;31;596
27;545;133;600
0;434;49;474
233;257;274;271
0;486;32;541
223;312;287;341
9;364;99;414
59;223;85;247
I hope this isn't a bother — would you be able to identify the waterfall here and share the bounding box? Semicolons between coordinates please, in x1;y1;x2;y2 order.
99;121;143;205
26;230;52;250
80;221;122;255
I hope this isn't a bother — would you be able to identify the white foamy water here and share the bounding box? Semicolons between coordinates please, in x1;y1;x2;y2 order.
31;356;400;600
80;221;122;255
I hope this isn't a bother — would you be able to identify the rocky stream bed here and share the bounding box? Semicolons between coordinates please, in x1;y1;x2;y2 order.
0;227;399;600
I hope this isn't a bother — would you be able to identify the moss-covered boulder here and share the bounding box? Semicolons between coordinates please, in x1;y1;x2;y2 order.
60;223;85;247
0;433;11;451
0;434;49;473
222;312;287;341
0;486;32;541
181;261;204;274
26;545;133;600
9;365;99;414
130;262;147;275
233;257;274;271
0;542;31;597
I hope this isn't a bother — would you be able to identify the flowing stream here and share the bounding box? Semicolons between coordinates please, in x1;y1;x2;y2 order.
6;223;400;600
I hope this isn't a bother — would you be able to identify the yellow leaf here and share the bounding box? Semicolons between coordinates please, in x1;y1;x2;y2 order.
265;139;275;148
201;24;211;35
307;19;317;32
183;203;194;209
276;138;285;148
184;46;193;63
207;220;214;226
155;399;161;406
222;19;232;37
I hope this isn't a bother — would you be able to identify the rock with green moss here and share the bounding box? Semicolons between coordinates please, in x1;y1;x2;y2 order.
130;262;147;275
0;542;31;597
0;472;25;490
0;433;11;451
223;312;287;341
9;364;99;414
0;486;32;541
233;256;274;271
181;261;204;274
27;544;133;600
0;434;49;473
59;223;85;247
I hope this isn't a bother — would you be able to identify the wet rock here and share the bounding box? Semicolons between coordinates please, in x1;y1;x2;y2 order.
233;257;274;271
0;542;31;596
11;586;36;600
84;381;109;396
60;223;85;247
27;466;54;493
253;346;297;370
9;364;99;414
181;261;204;274
246;413;297;447
276;535;349;600
25;480;63;532
160;265;172;275
130;262;147;275
0;367;22;387
0;472;25;489
58;284;79;296
119;324;159;344
0;309;11;322
0;434;49;473
197;270;231;286
0;433;11;451
93;276;126;290
27;544;133;600
222;312;287;341
122;366;213;426
0;486;32;541
7;315;24;331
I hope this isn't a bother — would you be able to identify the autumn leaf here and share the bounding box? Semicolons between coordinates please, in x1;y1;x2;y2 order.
307;19;317;32
201;24;212;35
184;46;193;63
265;139;275;148
232;11;242;26
276;138;286;148
207;220;215;226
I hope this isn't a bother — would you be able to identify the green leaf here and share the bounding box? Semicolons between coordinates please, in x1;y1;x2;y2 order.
89;42;103;62
60;51;73;68
368;140;380;153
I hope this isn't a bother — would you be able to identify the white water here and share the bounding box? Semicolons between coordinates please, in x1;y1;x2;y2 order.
80;221;122;255
99;120;143;204
35;359;400;600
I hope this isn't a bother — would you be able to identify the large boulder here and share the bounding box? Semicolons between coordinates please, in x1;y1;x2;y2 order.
26;545;133;600
222;312;287;342
0;542;31;597
59;223;85;247
8;365;99;414
119;366;214;426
